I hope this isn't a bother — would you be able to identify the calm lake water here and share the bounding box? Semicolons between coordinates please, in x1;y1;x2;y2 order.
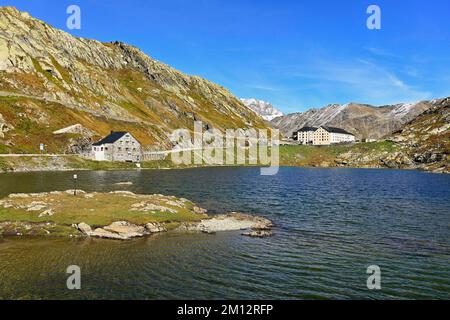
0;167;449;299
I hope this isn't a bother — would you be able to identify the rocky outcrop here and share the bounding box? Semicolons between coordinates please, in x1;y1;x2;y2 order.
176;212;274;235
242;230;273;238
0;113;13;138
77;222;92;235
75;214;274;240
390;98;449;173
53;124;95;154
53;124;95;136
145;222;167;233
334;149;414;169
77;221;163;240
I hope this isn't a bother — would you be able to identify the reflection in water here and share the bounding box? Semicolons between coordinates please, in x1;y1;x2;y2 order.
0;167;449;299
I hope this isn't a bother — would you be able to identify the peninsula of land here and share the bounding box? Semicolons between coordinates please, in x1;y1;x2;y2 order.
0;190;274;239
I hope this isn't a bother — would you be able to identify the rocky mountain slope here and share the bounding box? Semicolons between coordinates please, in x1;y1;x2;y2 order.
330;98;449;173
390;97;449;172
271;100;435;140
0;7;266;153
240;98;283;121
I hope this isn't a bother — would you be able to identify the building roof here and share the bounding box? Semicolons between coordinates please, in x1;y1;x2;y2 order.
92;131;128;146
321;126;354;135
296;126;318;132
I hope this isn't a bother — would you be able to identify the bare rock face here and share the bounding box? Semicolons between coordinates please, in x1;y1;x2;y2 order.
0;113;13;138
53;124;96;154
53;124;95;136
390;98;450;173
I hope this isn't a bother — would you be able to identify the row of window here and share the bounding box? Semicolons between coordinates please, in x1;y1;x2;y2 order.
119;140;135;145
93;146;138;152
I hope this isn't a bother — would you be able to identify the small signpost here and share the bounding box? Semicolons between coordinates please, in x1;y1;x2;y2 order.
39;143;44;155
73;174;78;196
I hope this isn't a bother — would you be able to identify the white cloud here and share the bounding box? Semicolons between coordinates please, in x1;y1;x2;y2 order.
245;84;283;92
290;58;431;105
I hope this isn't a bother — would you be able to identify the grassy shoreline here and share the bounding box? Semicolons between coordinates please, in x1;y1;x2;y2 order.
0;191;208;238
0;141;448;173
0;190;274;240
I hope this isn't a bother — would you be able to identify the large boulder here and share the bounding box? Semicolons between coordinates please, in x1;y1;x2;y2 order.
89;228;130;240
103;221;146;238
77;222;92;234
145;222;167;233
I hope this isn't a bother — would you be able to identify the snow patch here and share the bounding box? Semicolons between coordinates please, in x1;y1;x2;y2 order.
390;103;418;118
241;98;284;121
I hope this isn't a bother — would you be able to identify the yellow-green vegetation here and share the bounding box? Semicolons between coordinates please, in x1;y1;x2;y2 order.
279;141;400;167
0;9;269;155
0;191;207;237
0;95;167;153
0;141;406;173
0;58;267;155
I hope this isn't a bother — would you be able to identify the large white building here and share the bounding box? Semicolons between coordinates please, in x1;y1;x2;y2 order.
294;126;355;145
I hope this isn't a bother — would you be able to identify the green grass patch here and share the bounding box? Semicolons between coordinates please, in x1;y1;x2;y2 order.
0;192;205;228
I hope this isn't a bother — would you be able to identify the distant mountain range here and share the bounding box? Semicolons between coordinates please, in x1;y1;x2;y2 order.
271;100;438;140
240;98;284;121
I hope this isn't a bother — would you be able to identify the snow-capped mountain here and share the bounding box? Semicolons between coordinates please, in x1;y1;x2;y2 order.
241;98;284;121
271;100;436;140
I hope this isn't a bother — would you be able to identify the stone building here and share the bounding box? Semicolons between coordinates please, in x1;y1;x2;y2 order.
92;131;141;162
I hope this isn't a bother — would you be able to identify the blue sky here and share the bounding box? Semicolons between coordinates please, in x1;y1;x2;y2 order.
3;0;450;113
